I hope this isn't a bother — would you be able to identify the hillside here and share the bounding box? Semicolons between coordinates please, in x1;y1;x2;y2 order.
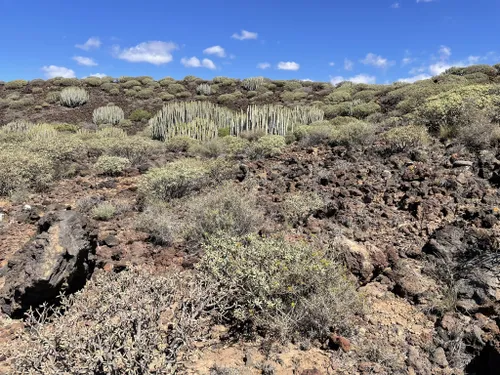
0;65;499;375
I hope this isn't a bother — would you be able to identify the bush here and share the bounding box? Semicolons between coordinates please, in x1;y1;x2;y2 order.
93;105;125;125
175;91;192;99
185;182;263;243
5;80;28;89
136;88;154;99
325;90;352;104
188;138;226;157
91;202;116;220
129;109;152;122
136;206;176;246
121;79;142;88
249;135;286;158
60;87;89;107
45;91;60;104
283;81;303;91
140;159;214;201
351;102;381;119
8;96;35;109
166;83;186;94
52;123;79;133
159;77;175;86
282;191;324;225
51;77;80;87
218;93;241;105
331;121;376;146
196;83;212;95
383;125;430;152
0;147;54;195
165;136;198;152
12;268;212;374
161;93;175;101
242;77;265;91
101;82;119;92
82;77;103;87
293;123;333;146
281;90;307;102
197;235;361;340
94;155;131;176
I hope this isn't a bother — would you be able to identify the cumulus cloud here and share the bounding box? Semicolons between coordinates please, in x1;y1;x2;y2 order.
429;61;452;75
114;41;177;65
75;37;101;51
180;56;216;69
42;65;76;79
344;58;354;71
257;62;271;69
231;30;258;40
277;61;300;71
203;45;226;58
73;56;97;66
439;45;452;59
397;73;432;83
361;53;393;68
330;74;376;85
467;55;481;64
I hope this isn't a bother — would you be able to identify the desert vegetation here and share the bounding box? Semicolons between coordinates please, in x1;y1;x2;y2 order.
0;65;499;374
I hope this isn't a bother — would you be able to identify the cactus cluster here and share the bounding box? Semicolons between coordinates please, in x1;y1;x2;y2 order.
93;105;125;125
60;87;89;108
242;77;265;91
196;83;212;96
149;101;324;141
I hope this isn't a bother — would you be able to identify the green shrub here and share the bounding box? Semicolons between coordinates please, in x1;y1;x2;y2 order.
158;77;175;86
140;159;214;201
294;124;333;146
175;91;192;99
60;87;89;107
322;103;351;118
218;127;230;137
383;125;430;152
52;123;79;133
218;93;241;105
325;90;352;104
0;147;54;195
51;78;79;87
82;77;104;87
136;206;176;245
283;81;303;91
121;79;142;88
86;135;162;164
281;90;307;102
329;116;359;126
351;102;381;119
185;182;263;243
94;155;131;176
101;82;119;92
165;136;198;152
282;191;324;225
161;93;175;101
331;121;376;146
166;83;186;94
5;80;28;89
129;109;152;122
93;105;125;125
249;135;286;158
136;88;154;99
45;91;60;104
91;202;116;221
352;90;378;103
197;235;361;340
8;96;35;109
30;79;45;87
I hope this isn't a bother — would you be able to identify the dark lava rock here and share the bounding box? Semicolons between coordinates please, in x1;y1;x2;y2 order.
0;210;97;318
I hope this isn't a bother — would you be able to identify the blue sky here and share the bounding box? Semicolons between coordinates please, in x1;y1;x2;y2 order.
1;0;499;84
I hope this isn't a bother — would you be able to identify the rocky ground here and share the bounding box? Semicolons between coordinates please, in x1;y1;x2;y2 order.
0;137;499;374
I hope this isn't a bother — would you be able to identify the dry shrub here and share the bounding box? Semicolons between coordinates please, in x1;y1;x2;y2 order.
281;191;324;225
136;206;177;246
11;268;216;374
198;235;362;341
185;182;264;244
383;125;430;152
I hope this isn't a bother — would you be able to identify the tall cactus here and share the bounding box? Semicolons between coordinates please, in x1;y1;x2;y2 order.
242;77;265;91
93;105;125;125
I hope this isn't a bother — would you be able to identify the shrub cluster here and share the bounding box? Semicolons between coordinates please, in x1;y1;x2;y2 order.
92;105;125;125
93;155;131;176
60;87;89;107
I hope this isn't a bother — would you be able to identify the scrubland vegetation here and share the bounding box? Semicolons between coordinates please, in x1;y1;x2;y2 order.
1;64;500;374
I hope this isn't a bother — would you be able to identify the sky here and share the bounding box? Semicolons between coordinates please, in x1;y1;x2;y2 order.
0;0;499;84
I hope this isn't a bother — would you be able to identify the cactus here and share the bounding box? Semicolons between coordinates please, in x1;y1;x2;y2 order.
242;77;265;91
196;83;212;95
60;87;89;107
93;105;125;125
149;101;324;141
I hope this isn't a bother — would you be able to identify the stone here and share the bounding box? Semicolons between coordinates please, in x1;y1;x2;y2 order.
338;237;387;282
0;211;97;317
432;347;448;368
328;334;351;352
453;160;473;168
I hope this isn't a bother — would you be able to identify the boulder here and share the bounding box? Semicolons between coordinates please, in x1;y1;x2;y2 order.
0;210;97;317
338;237;388;282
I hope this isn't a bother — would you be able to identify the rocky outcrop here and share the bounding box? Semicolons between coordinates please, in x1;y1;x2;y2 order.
0;210;97;317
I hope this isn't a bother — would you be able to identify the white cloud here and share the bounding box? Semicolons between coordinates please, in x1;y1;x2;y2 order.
89;73;107;78
75;37;101;51
402;57;414;65
257;62;271;69
429;61;452;75
231;30;258;40
73;56;97;66
439;45;452;59
344;58;354;71
42;65;76;79
361;53;393;68
277;61;300;71
180;56;216;69
398;73;432;83
410;66;426;74
467;55;481;64
203;45;226;58
301;79;313;82
391;2;400;8
329;62;335;66
114;41;177;65
330;74;376;85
